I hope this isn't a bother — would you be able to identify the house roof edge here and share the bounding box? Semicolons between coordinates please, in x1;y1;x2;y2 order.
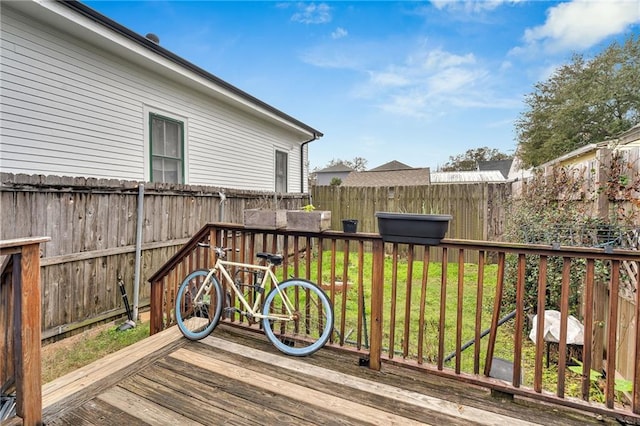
57;0;323;138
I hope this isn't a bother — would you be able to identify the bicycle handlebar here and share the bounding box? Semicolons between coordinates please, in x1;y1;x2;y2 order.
197;242;238;259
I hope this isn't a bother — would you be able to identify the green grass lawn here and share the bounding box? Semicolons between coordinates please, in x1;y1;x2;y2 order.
42;320;150;383
288;251;506;368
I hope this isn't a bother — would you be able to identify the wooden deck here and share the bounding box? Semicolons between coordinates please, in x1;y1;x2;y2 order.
41;326;619;426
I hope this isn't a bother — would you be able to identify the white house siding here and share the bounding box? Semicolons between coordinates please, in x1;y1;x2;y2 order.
0;4;310;192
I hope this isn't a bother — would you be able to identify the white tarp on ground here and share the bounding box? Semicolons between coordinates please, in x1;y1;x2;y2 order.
529;309;584;345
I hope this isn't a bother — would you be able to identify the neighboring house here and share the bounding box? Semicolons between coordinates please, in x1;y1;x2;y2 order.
0;1;322;193
618;123;640;147
477;159;513;179
510;124;640;204
536;123;640;171
342;161;430;187
507;155;534;181
368;160;413;172
430;171;506;183
313;163;354;186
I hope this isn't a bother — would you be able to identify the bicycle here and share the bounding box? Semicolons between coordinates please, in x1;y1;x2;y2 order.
175;243;334;356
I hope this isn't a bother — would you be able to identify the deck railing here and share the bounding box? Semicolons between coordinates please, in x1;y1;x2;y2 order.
1;237;50;426
149;223;640;423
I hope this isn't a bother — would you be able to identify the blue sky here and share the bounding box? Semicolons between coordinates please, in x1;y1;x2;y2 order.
84;0;640;170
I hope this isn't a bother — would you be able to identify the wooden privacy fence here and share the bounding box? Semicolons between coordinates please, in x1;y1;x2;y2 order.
312;183;511;262
1;236;50;426
0;173;307;339
150;223;640;424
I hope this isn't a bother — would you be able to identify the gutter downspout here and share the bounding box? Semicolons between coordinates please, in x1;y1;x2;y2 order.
301;133;319;193
133;183;144;322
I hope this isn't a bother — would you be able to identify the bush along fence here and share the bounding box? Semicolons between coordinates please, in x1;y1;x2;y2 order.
505;145;640;383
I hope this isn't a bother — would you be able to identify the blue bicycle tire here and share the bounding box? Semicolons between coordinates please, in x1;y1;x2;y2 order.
262;278;333;356
175;269;223;340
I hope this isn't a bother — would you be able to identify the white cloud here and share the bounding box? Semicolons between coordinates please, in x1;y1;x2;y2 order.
355;47;508;117
300;49;362;69
331;27;348;39
379;92;433;118
523;0;640;52
302;37;519;118
500;60;513;71
291;3;332;24
431;0;524;13
417;49;476;69
427;67;480;95
369;71;410;87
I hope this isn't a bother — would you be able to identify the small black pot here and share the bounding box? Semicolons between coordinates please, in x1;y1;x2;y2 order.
342;219;358;233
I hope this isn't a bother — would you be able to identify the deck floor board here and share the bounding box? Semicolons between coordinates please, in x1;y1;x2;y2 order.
146;359;361;425
41;325;618;425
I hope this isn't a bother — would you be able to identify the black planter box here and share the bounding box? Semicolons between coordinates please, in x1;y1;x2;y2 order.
376;212;452;245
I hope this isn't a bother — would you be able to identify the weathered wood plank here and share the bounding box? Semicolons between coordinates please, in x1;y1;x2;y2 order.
98;386;204;426
132;363;333;426
207;326;610;425
170;347;428;426
0;237;51;252
50;397;148;426
42;326;185;414
39;238;190;267
185;342;472;426
197;336;541;426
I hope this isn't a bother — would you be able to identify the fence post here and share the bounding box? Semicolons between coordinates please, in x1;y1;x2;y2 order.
369;239;384;370
595;147;611;219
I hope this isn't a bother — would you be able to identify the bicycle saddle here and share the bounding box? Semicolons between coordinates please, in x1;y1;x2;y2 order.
256;252;283;266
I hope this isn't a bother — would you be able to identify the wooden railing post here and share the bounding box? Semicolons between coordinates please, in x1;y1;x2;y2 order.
369;239;384;371
15;243;42;425
1;237;49;426
149;278;164;335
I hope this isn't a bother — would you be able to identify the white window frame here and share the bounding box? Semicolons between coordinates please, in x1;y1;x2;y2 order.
143;106;189;183
275;150;288;193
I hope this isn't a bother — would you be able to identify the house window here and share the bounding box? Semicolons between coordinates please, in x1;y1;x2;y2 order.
150;113;184;183
275;150;288;192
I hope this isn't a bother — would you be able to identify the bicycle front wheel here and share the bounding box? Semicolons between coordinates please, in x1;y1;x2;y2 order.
262;278;333;356
175;269;223;340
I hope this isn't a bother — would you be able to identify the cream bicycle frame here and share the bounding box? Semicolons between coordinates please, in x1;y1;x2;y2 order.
206;258;295;321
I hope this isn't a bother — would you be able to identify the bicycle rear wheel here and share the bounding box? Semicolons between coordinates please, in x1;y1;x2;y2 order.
262;278;333;356
175;269;223;340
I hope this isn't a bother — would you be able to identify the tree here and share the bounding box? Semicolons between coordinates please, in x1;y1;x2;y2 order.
439;147;512;171
516;35;640;168
325;157;368;172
